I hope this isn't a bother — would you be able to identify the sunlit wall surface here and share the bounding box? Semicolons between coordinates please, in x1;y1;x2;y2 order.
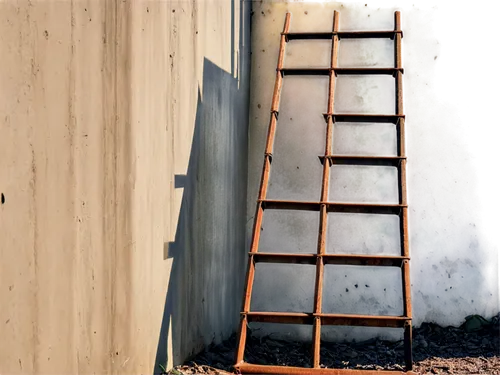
0;1;251;372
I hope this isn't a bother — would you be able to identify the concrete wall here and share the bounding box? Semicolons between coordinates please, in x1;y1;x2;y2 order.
247;1;499;342
0;0;250;373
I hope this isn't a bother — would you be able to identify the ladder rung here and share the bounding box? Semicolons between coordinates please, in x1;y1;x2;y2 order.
235;363;416;375
336;68;403;75
250;253;409;267
281;68;330;75
243;312;410;328
283;32;334;40
280;68;403;76
251;253;317;265
338;30;403;39
320;155;405;167
244;312;312;324
260;200;405;214
282;30;402;40
323;113;405;125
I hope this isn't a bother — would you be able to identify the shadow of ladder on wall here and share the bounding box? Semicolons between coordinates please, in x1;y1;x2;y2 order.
234;11;416;375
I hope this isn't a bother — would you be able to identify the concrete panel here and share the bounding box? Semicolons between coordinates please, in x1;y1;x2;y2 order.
267;76;327;201
0;0;250;373
247;1;499;342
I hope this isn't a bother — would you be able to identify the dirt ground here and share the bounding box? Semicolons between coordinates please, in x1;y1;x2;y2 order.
168;314;499;375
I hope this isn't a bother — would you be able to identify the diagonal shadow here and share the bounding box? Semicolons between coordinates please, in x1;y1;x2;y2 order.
153;0;250;367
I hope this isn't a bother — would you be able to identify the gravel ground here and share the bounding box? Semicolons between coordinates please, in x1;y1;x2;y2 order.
168;314;499;375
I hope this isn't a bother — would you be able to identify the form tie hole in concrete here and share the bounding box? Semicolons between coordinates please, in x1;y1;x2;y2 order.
1;193;4;204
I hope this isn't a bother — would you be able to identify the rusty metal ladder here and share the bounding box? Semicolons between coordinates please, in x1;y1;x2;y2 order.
235;11;414;375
